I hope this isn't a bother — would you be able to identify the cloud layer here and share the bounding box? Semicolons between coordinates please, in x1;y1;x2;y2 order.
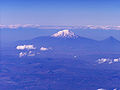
1;24;120;30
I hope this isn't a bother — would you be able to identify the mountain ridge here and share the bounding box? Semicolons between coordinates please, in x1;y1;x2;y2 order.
15;29;120;53
101;36;120;43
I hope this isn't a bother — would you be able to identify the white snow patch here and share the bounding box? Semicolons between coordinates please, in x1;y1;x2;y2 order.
51;29;78;38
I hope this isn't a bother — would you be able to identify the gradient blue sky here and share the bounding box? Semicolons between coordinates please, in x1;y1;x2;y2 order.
1;0;120;25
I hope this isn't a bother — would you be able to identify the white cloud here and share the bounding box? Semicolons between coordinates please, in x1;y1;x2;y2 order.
97;58;120;64
19;51;35;57
97;88;106;90
27;51;35;56
19;52;27;57
40;47;49;51
16;45;36;50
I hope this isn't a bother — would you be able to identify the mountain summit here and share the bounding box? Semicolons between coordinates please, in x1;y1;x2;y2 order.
51;30;78;38
102;36;120;43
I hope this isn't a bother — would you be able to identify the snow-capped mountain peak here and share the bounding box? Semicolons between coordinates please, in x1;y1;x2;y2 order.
51;29;78;38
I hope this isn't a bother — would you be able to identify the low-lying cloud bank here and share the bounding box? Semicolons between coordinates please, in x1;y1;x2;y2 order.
16;45;51;51
16;45;52;57
16;45;36;50
1;24;120;30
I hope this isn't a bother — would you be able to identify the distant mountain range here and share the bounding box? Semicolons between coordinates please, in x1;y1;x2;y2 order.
16;30;120;53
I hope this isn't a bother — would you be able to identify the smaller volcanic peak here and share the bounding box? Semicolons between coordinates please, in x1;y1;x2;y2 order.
103;36;120;43
51;29;78;38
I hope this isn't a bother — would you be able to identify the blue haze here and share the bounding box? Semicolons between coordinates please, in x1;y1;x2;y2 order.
1;0;120;25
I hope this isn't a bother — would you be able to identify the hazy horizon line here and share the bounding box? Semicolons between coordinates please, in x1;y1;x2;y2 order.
1;24;120;30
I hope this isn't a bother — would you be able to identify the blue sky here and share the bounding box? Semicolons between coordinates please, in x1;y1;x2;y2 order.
1;0;120;25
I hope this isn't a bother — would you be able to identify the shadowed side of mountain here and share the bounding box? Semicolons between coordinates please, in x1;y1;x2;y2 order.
97;36;120;52
101;36;120;43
